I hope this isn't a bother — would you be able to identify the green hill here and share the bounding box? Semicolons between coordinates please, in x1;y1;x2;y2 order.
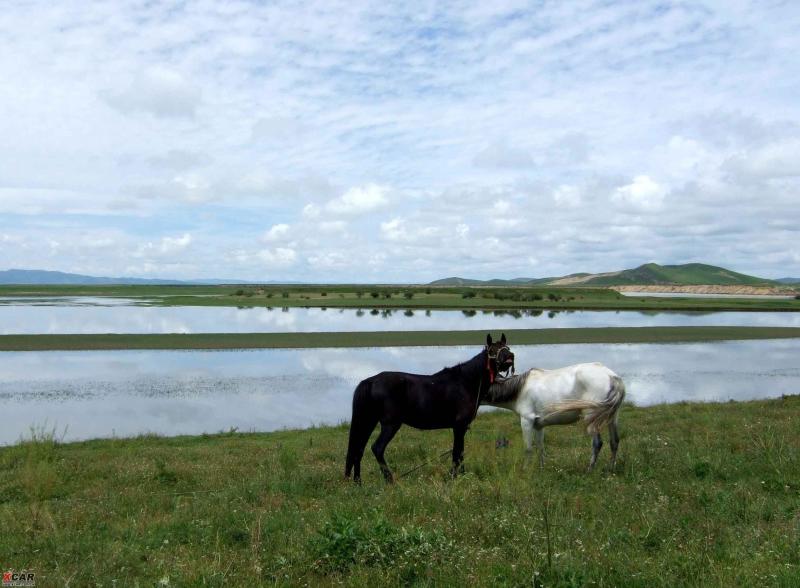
578;263;774;286
431;263;776;287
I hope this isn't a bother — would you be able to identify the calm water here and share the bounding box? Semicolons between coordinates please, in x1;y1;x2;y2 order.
1;297;799;334
1;339;798;444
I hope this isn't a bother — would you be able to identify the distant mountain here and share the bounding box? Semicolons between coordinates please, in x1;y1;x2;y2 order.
0;269;253;285
430;263;778;287
776;277;800;284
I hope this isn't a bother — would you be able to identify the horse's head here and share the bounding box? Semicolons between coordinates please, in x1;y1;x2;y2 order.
486;333;515;382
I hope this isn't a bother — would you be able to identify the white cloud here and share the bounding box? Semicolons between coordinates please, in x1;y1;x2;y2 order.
103;66;201;118
493;200;511;214
132;233;194;260
380;218;404;241
251;117;308;143
258;247;297;267
325;184;389;215
171;174;213;203
379;218;443;244
474;141;533;169
307;251;349;269
159;233;192;254
262;224;290;242
611;176;668;210
302;204;321;219
724;139;800;181
553;185;582;208
318;220;347;233
0;1;798;280
148;150;211;172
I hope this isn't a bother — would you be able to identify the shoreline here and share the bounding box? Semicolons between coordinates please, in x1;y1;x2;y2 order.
2;284;799;313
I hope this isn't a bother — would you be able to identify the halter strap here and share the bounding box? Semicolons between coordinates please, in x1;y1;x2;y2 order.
486;344;509;385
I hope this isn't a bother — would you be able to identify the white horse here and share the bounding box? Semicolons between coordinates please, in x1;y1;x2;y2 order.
482;363;626;471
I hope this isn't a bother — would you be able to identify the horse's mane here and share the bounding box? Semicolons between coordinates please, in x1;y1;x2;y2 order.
433;350;486;379
483;369;534;404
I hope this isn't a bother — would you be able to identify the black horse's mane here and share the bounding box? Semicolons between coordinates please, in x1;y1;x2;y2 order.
433;350;486;379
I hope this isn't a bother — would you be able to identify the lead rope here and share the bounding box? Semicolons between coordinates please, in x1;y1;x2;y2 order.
397;449;453;479
473;376;484;421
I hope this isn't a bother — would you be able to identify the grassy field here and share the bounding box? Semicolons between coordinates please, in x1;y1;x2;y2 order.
2;283;799;312
3;326;800;351
1;397;798;586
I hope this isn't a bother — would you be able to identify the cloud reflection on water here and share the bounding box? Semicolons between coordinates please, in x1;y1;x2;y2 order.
1;340;799;444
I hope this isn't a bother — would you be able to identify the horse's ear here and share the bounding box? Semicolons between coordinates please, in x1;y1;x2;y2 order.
486;333;493;346
500;333;507;345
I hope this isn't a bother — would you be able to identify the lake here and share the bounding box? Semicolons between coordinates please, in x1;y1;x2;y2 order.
1;297;799;334
2;339;798;445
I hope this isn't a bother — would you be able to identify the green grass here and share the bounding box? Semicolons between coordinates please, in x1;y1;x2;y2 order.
2;326;800;351
1;283;799;312
1;397;798;586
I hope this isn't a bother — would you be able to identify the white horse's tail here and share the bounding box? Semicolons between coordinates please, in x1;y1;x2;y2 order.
549;375;626;434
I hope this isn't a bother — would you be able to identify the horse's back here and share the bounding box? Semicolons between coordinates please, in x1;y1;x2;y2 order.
356;370;469;428
573;362;618;391
524;362;618;406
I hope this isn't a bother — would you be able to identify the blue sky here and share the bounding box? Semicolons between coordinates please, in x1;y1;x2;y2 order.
0;0;798;281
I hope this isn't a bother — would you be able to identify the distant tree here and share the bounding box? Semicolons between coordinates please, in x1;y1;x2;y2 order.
370;291;380;298
404;291;414;299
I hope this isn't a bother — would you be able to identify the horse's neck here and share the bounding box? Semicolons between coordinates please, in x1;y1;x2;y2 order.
436;351;486;388
482;371;529;407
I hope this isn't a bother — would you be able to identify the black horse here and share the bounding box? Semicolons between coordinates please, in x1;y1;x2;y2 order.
344;333;515;483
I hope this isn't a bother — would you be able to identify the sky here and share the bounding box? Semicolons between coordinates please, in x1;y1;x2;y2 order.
1;1;799;282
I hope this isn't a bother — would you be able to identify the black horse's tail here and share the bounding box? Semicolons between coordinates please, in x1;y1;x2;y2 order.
345;379;377;479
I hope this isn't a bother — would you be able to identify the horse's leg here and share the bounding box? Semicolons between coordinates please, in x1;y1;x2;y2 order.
450;425;468;477
588;432;603;472
346;415;378;484
371;422;401;483
534;427;545;468
608;418;620;470
520;416;534;465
